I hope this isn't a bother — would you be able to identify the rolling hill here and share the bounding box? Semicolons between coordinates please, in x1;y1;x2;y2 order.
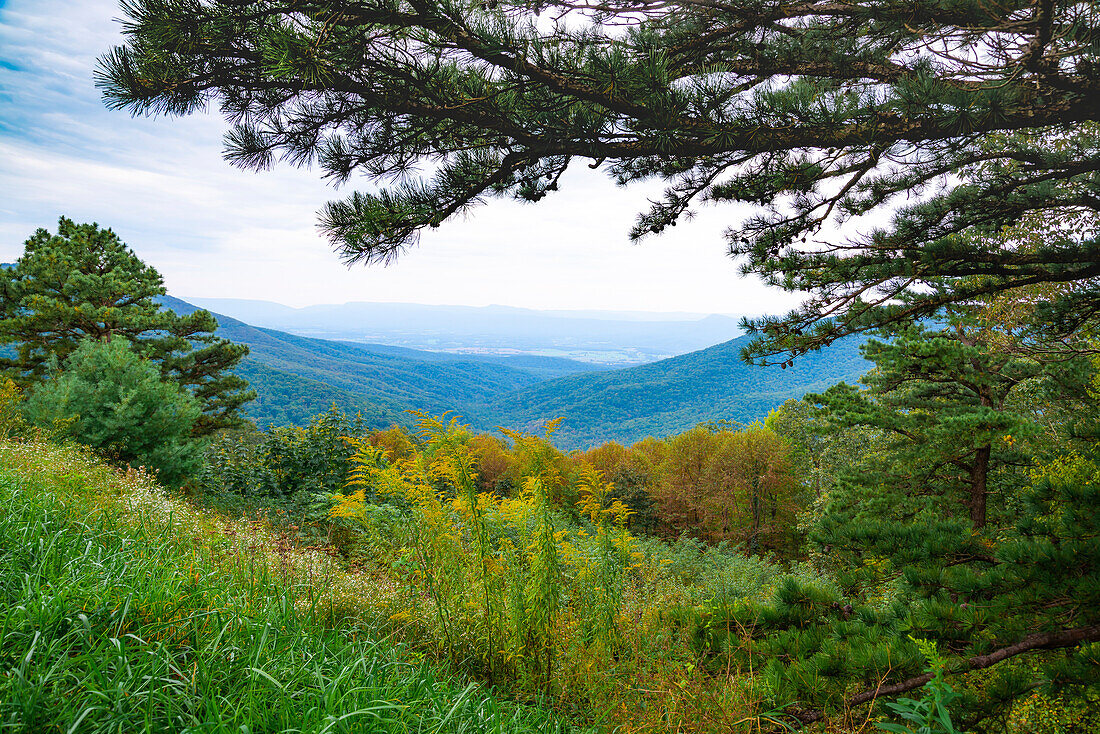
160;296;602;428
472;335;870;448
161;296;870;447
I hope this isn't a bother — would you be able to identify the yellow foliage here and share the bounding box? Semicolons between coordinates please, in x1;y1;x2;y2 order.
0;379;26;439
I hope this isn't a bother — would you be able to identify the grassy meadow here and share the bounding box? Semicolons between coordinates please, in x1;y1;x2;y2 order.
0;438;577;734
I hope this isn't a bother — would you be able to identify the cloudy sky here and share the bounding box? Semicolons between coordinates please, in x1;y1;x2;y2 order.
0;0;803;315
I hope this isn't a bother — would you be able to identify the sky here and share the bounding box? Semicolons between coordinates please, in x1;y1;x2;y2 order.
0;0;804;315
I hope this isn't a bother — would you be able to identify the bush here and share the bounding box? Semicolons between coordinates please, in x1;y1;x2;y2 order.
199;405;366;520
0;379;29;440
22;338;204;486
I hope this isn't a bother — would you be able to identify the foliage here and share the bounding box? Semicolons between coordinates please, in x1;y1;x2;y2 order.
574;441;659;532
765;397;882;501
0;219;253;434
22;338;205;487
233;356;406;430
653;424;803;550
0;378;28;440
98;1;1100;362
877;639;962;734
0;438;576;734
809;318;1041;531
198;404;367;517
575;465;634;652
15;362;1100;732
721;330;1100;728
328;412;827;727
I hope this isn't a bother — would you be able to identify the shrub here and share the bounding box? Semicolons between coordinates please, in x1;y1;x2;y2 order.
198;404;366;521
0;379;29;440
22;338;204;486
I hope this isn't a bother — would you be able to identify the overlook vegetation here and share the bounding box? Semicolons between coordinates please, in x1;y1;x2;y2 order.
2;0;1099;728
3;322;1098;731
0;439;575;733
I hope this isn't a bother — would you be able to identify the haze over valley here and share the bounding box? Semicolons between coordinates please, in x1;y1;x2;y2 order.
184;297;748;366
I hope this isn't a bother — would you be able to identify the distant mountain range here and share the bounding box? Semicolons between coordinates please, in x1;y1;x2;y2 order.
182;297;746;366
161;296;600;429
164;297;870;449
476;335;869;448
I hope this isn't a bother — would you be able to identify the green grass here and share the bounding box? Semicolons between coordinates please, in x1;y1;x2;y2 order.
0;442;577;734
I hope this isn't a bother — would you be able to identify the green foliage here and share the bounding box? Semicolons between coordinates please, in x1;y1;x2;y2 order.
0;219;253;434
877;640;962;734
199;404;366;518
724;332;1100;728
233;357;405;429
0;441;575;734
765;397;882;501
810;318;1040;535
23;338;205;487
197;348;1099;731
98;3;1100;362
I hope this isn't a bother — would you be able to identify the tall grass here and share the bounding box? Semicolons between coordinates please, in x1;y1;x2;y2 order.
0;439;577;734
332;417;808;732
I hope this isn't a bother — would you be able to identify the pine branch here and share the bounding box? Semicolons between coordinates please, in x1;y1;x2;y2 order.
784;623;1100;727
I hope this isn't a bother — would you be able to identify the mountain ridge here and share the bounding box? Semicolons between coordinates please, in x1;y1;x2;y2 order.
183;296;745;365
474;333;869;448
163;296;868;447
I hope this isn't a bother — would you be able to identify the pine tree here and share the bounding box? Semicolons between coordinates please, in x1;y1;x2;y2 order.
808;318;1040;532
23;338;206;487
95;0;1100;361
0;218;254;434
664;320;1100;728
715;319;1099;728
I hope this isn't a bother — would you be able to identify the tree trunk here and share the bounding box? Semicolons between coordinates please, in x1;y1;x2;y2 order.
970;444;990;529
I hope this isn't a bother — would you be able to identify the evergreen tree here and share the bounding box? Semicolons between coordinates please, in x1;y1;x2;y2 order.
809;318;1040;531
23;338;206;487
0;218;254;434
95;1;1100;361
686;322;1100;728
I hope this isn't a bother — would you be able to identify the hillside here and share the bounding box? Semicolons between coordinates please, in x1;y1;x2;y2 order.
161;296;870;441
161;296;598;427
184;297;744;365
6;296;867;439
0;439;570;733
476;335;870;448
233;360;408;429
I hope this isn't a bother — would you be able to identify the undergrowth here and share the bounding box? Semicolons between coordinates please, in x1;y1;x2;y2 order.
0;439;576;734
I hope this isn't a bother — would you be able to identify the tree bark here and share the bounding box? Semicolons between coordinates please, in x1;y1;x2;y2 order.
970;444;990;529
